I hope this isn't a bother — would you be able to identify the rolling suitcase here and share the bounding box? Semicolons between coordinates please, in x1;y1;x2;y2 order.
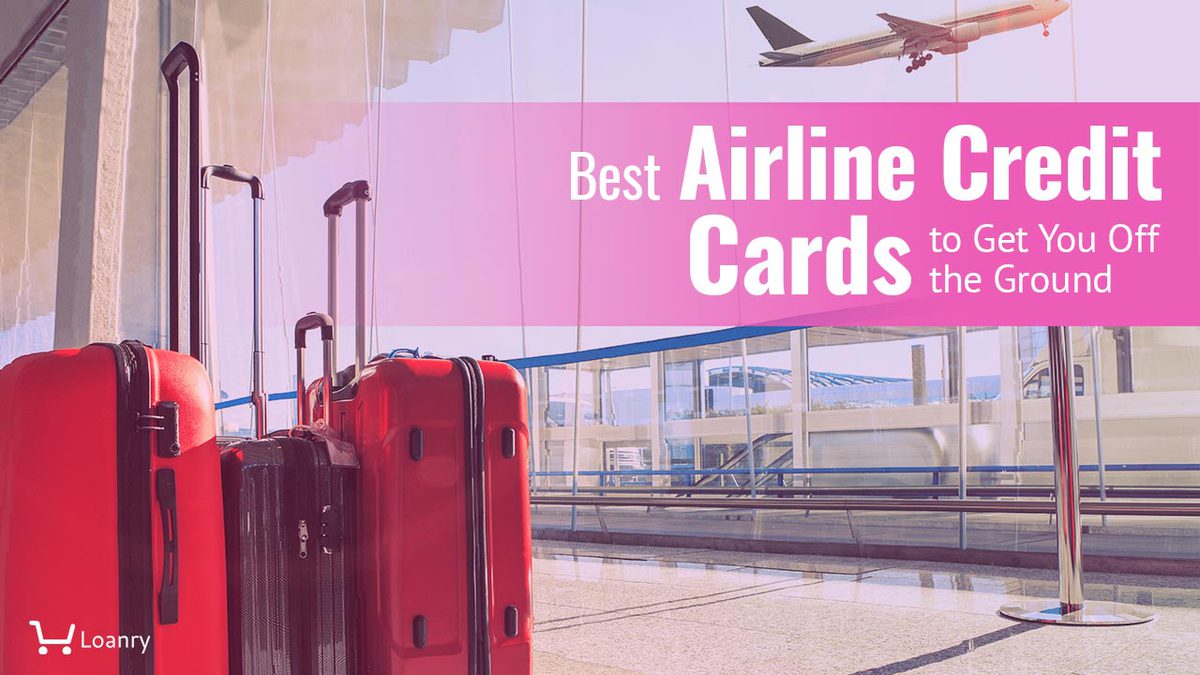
221;311;361;674
0;42;228;674
319;183;533;674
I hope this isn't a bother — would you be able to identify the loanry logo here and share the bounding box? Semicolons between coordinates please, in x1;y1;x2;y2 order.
27;620;151;656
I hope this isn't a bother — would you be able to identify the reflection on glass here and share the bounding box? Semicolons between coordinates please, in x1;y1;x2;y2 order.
0;7;68;366
807;327;959;410
665;439;696;486
663;357;699;421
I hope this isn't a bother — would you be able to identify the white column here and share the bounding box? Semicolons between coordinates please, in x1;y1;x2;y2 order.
53;0;139;347
789;330;810;488
649;352;665;486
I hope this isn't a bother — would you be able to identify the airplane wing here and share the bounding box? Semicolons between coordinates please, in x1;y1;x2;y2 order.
876;12;950;58
876;13;950;40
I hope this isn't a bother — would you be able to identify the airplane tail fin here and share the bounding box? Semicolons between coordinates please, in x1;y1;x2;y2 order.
746;6;814;50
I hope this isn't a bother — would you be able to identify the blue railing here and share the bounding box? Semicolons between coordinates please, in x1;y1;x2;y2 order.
531;463;1200;479
214;390;297;411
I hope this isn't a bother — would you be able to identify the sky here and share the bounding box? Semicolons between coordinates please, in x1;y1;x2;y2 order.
389;0;1200;104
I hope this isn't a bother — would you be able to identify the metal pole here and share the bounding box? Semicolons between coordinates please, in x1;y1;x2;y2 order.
1049;326;1084;611
200;186;223;431
570;362;583;531
199;188;210;375
799;331;811;490
1090;327;1108;527
354;198;368;375
326;213;338;337
295;343;308;427
250;199;267;438
741;339;757;499
570;0;588;533
1000;327;1153;626
956;327;968;549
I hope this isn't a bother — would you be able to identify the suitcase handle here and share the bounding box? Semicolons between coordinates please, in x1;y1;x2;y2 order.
201;163;264;198
322;180;371;217
202;164;267;437
160;42;202;360
295;312;336;427
322;180;371;384
155;469;180;625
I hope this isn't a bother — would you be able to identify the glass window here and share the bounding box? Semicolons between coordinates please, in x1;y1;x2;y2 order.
600;359;650;426
807;327;956;410
662;355;699;421
1022;364;1085;399
0;6;69;366
665;438;696;486
542;364;598;426
744;334;792;415
700;342;747;418
602;442;651;486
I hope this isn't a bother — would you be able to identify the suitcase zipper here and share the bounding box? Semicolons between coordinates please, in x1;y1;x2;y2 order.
299;520;310;559
284;437;318;674
109;341;157;674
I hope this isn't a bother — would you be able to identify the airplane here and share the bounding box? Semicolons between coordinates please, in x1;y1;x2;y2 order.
748;1;1070;73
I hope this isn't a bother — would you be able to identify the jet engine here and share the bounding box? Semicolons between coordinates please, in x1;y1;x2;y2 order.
937;42;969;55
949;23;982;43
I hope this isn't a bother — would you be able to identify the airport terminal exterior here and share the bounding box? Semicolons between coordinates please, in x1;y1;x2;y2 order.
2;0;1198;568
512;325;1199;566
2;0;1199;671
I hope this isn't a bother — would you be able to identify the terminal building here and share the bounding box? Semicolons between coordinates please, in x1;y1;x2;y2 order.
2;1;1198;672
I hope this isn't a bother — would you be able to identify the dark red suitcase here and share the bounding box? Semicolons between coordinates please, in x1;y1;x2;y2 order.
0;43;228;675
318;185;532;674
222;313;361;675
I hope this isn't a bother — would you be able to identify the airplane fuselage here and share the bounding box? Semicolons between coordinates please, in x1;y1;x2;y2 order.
760;1;1069;67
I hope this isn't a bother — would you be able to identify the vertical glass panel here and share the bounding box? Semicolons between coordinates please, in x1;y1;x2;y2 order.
0;7;68;366
543;365;578;427
744;333;792;415
699;340;746;418
662;350;700;421
807;327;956;410
1017;326;1052;399
665;438;696;486
805;328;960;489
600;355;650;426
1094;326;1200;488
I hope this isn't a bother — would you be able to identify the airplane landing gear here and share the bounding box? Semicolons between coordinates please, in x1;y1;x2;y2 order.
906;52;932;73
1042;22;1051;37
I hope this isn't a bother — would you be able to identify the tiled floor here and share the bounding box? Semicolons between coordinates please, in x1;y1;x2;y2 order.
530;542;1200;674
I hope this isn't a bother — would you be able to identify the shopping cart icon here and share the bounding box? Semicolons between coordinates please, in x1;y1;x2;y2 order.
28;620;75;655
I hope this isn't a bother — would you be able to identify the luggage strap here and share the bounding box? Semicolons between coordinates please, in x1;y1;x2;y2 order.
452;357;492;675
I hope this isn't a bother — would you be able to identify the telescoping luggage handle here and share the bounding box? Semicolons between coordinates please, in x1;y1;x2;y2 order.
201;163;267;438
160;42;203;360
323;180;371;382
294;312;336;428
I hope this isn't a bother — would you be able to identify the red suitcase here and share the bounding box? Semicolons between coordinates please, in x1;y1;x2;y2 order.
319;183;533;674
0;42;228;674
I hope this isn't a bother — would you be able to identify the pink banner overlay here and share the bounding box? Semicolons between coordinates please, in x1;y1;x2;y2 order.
268;103;1200;326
